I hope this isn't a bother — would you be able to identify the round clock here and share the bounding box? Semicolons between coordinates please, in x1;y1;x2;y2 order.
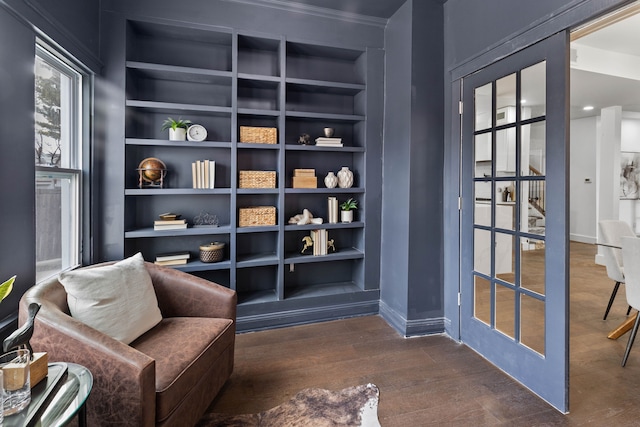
187;124;207;142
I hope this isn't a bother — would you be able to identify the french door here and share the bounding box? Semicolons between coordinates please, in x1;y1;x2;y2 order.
460;31;569;413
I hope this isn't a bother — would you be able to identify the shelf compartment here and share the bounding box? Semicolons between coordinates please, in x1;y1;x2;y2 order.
126;20;232;71
124;194;231;232
125;226;231;238
285;145;364;153
126;108;232;141
236;265;279;304
284;221;364;231
286;41;365;85
125;189;232;195
285;281;362;300
238;78;280;112
127;61;233;82
236;232;278;267
127;67;232;109
238;289;278;306
284;226;363;258
173;259;231;272
126;144;231;189
238;35;281;77
285;117;364;148
284;248;363;264
126;139;232;148
286;82;364;117
125;234;230;265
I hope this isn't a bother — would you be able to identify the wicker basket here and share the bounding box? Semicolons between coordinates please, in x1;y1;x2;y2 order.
199;242;225;263
239;206;276;227
239;171;276;188
239;126;277;144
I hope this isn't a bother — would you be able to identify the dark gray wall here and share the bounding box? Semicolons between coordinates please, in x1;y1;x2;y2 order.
0;0;100;333
380;0;444;336
1;0;101;72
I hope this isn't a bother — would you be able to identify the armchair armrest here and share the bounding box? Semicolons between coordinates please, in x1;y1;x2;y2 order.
20;281;157;427
145;262;237;320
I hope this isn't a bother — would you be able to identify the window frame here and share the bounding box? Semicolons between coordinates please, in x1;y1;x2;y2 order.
34;40;92;283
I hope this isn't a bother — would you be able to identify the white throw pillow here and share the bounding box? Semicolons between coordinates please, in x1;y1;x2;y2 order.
58;253;163;344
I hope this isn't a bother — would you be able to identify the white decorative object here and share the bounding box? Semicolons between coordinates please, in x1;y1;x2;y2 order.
324;172;338;188
187;124;207;141
337;167;353;189
328;197;338;224
341;210;353;223
169;128;187;141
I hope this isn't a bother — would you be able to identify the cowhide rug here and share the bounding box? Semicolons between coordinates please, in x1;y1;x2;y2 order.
197;383;381;427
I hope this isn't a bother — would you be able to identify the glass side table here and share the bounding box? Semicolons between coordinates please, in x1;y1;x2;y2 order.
4;362;93;427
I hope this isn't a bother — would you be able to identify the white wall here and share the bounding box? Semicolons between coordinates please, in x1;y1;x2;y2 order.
570;116;598;243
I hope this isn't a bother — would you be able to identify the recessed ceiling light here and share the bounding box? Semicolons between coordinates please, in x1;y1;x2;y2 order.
521;99;527;104
583;105;594;111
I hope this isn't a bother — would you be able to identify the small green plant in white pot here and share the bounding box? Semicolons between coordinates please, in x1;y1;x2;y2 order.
340;198;358;223
161;117;192;141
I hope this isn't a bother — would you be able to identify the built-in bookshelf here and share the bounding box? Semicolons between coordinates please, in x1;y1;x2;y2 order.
122;19;380;330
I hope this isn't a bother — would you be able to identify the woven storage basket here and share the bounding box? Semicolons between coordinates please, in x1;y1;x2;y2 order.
239;206;276;227
239;171;276;188
239;126;277;144
199;242;225;263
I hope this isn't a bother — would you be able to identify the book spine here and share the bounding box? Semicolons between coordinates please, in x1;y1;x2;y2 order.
209;161;215;189
204;160;210;189
192;162;197;189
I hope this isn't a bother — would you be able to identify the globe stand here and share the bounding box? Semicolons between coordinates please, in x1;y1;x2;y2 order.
137;168;167;188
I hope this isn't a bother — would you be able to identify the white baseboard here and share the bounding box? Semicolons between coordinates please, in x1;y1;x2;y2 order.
570;233;596;244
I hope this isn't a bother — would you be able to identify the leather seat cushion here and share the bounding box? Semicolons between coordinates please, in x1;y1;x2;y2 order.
131;317;234;421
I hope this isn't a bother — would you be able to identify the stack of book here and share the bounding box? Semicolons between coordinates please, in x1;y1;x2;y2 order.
311;229;328;256
191;160;215;189
292;168;317;188
154;252;190;266
315;137;343;147
154;218;187;231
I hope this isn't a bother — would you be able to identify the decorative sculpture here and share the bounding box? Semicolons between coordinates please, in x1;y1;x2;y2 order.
328;239;336;253
288;209;323;226
4;302;40;357
298;133;312;145
301;236;314;254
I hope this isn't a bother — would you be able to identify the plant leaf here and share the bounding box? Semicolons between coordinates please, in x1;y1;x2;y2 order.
0;275;15;303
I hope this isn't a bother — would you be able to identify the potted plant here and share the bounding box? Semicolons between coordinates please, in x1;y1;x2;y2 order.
340;198;358;223
161;117;192;141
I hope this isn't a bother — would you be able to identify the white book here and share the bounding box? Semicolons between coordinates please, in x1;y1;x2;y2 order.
204;160;210;189
209;160;215;189
196;160;202;189
191;162;197;189
154;223;188;230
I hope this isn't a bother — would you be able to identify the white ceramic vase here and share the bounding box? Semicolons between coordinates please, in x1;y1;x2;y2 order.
324;172;338;188
169;128;187;141
341;210;353;223
337;167;353;189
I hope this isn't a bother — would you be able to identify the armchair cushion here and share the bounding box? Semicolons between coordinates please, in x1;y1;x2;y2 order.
58;252;162;344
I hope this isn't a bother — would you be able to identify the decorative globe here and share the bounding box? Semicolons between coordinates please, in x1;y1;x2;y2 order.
138;157;167;183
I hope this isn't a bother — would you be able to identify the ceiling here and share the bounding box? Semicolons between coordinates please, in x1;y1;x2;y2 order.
570;9;640;119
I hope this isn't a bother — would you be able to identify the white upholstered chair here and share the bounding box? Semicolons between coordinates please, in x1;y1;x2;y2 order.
599;220;636;320
620;236;640;366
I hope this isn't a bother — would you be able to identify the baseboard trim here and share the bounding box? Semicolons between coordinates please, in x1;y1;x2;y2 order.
570;233;596;244
379;300;445;337
237;300;379;332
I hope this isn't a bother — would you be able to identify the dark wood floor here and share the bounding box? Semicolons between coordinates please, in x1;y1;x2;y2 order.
208;242;640;425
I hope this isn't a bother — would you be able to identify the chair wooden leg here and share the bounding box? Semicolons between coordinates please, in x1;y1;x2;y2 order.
604;281;622;320
622;312;640;366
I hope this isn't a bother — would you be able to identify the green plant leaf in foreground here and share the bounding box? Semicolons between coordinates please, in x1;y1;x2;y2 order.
0;275;15;303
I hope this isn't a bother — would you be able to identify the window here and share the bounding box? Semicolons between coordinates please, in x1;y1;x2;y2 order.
35;43;86;282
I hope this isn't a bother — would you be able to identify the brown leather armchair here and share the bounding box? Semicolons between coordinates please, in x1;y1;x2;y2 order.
19;262;237;427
